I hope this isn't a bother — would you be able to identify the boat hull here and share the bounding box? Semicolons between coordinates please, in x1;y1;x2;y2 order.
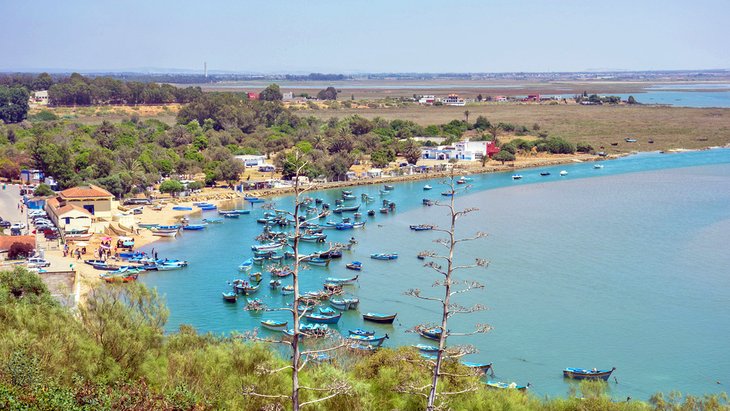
362;313;397;324
563;367;615;381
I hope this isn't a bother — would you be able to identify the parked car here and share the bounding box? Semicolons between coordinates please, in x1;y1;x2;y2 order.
0;220;10;228
11;223;26;230
124;198;151;205
27;257;50;268
10;227;22;236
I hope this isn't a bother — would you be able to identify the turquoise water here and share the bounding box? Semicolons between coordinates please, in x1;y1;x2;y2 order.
140;148;730;399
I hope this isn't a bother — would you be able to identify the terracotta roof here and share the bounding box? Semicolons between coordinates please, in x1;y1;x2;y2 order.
0;235;35;252
59;184;113;199
46;197;94;218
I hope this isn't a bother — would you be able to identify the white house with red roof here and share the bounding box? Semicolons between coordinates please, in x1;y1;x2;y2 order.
45;184;114;230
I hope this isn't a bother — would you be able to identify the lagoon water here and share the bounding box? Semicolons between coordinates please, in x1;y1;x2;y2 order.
141;148;730;399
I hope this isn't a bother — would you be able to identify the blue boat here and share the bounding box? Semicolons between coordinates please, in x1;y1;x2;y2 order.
319;306;337;316
203;217;224;224
462;361;493;375
563;367;616;381
348;329;375;337
222;292;237;302
305;312;342;324
346;261;362;271
172;206;193;211
238;259;253;272
245;196;266;203
417;327;443;341
441;191;454;197
413;344;440;353
157;225;180;230
182;224;207;230
370;253;398;260
348;334;389;347
362;312;397;324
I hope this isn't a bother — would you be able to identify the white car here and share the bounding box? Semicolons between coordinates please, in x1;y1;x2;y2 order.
11;223;26;230
27;257;50;268
29;210;47;217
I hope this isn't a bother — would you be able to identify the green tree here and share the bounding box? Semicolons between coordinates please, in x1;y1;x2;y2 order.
493;150;515;164
159;179;184;197
370;148;395;168
627;95;637;104
474;115;491;130
401;139;422;165
259;84;283;101
33;183;54;197
0;86;30;123
31;72;53;91
316;86;338;100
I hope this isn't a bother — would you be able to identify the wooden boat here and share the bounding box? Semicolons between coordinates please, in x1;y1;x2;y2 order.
238;259;253;272
260;319;287;331
318;250;342;259
183;224;207;230
563;367;616;381
594;164;604;169
84;259;106;266
220;212;240;218
303;257;331;267
237;283;260;296
370;253;398;260
138;223;159;229
362;312;397;324
92;262;120;271
305;312;342;324
152;229;178;237
540;171;551;176
383;185;394;191
410;224;434;231
251;242;284;252
332;204;360;214
560;170;568;176
270;267;293;278
422;199;434;206
485;381;528;391
423;185;432;190
462;361;493;375
222;292;238;302
244;196;266;203
346;261;362;271
325;275;358;285
281;285;294;295
417;327;443;341
203;217;224;223
172;206;193;211
367;209;375;216
441;191;454;197
512;175;523;180
349;334;389;347
269;279;281;289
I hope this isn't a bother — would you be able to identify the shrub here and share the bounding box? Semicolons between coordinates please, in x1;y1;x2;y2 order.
577;142;594;153
33;183;54;197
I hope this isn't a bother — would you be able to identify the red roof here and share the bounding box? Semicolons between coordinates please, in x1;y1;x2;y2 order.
0;236;35;252
46;197;94;217
59;184;113;199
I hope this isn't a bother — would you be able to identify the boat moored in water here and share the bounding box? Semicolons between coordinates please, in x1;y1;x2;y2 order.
362;312;397;324
563;367;616;381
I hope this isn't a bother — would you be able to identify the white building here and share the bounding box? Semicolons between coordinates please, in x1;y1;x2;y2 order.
234;155;268;167
32;90;49;104
282;92;294;100
442;94;465;106
421;140;492;161
418;95;435;105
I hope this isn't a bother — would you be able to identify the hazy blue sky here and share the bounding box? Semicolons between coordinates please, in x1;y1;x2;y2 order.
2;0;728;73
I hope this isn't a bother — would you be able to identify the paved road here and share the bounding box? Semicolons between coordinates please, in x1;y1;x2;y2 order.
0;183;25;234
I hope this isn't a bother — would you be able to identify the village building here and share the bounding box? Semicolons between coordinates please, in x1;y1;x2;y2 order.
421;140;500;161
20;169;44;185
0;235;36;258
442;94;465;106
418;95;435;105
234;154;268;167
45;185;114;231
32;90;49;104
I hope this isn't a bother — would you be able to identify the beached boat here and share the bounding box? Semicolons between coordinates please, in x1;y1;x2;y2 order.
84;259;106;266
485;381;528;391
370;253;398;260
512;175;523;180
222;292;238;302
325;275;358;285
281;285;294;295
305;312;342;324
183;224;207;230
362;312;397;324
172;206;193;211
138;223;159;229
462;361;494;375
346;261;362;271
152;228;178;237
560;170;568;176
417;326;443;341
348;334;389;347
238;259;253;272
260;319;287;331
409;224;434;231
423;185;432;190
92;262;120;271
563;367;616;381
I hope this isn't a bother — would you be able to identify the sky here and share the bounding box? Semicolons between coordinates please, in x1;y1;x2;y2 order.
1;0;729;73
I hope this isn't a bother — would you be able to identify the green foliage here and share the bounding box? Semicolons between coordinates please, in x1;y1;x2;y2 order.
33;183;54;197
474;115;491;130
259;83;283;101
317;86;338;100
186;181;203;191
577;142;594;153
159;179;184;196
0;85;30;123
370;148;395;168
546;136;576;154
493;150;516;164
7;243;35;260
29;109;59;122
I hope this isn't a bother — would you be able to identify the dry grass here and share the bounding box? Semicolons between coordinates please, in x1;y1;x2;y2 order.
30;104;181;125
299;104;730;153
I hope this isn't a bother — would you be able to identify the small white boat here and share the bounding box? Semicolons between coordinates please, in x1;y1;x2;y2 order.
559;170;568;176
423;185;432;190
238;259;253;272
152;230;177;237
512;175;522;180
594;164;604;169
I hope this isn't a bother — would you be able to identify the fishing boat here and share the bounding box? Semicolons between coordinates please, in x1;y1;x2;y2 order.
269;279;281;289
370;253;398;260
296;233;327;243
152;228;178;237
456;179;466;185
409;224;434;231
203;217;224;223
260;319;287;331
346;261;362;271
92;262;120;271
460;176;473;182
244;196;266;203
238;259;253;272
563;367;616;381
416;326;443;341
462;361;494;375
332;204;360;213
222;292;238;302
221;209;250;215
281;285;294;295
303;257;330;267
485;381;528;391
244;298;266;311
367;209;375;216
349;329;375;337
234;281;260;296
318;250;342;260
594;164;604;169
422;199;434;206
512;175;523;180
325;275;359;285
378;189;390;196
441;191;454;197
84;259;106;266
220;212;240;218
270;267;293;278
305;312;342;324
342;190;352;195
199;205;217;211
361;193;374;202
383;185;394;191
540;171;551;176
138;223;159;229
317;210;330;219
560;170;568;176
182;224;207;230
342;194;357;200
251;242;284;252
172;206;193;211
423;185;432;190
379;208;388;214
156;263;185;271
414;344;440;353
329;298;349;310
319;306;337;316
362;312;397;324
348;334;389;347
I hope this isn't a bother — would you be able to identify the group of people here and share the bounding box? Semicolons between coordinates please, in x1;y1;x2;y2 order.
63;244;87;260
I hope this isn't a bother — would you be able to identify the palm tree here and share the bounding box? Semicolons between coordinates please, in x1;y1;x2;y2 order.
486;124;502;146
